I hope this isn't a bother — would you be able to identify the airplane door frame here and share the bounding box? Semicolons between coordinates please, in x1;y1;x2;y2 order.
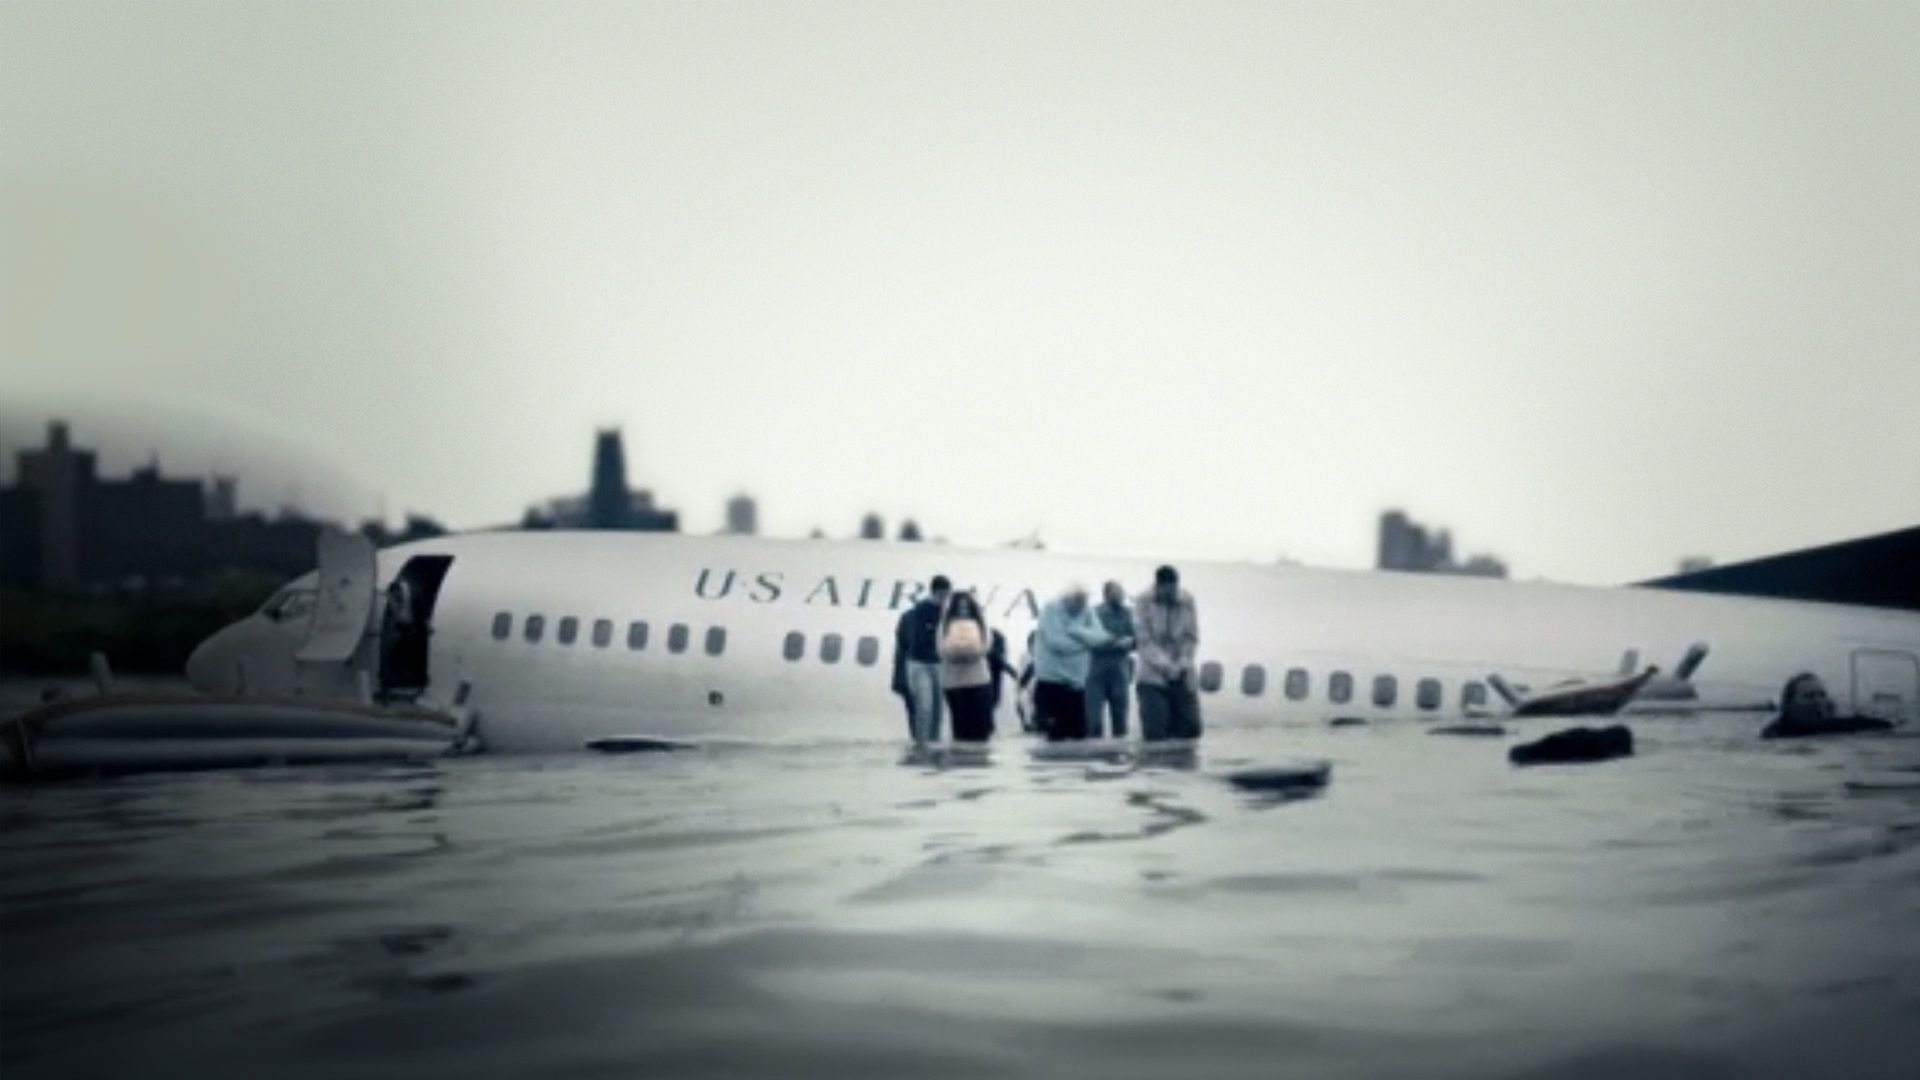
380;554;455;697
1851;649;1920;723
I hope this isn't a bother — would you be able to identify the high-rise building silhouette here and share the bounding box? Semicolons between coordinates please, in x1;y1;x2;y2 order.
724;494;758;536
1;420;329;590
13;421;91;589
1377;509;1506;577
859;513;885;540
587;429;631;529
523;427;677;532
206;476;238;521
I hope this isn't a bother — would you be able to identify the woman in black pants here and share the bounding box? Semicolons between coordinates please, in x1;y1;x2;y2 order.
938;592;996;742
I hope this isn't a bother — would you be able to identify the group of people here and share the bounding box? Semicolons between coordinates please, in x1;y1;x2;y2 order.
890;565;1203;745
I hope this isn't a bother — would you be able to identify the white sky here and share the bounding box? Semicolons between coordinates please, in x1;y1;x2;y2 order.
3;1;1916;583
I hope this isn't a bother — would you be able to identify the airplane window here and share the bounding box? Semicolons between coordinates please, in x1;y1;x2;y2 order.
627;621;649;651
856;636;880;666
705;627;726;656
524;614;546;644
557;616;580;646
1241;664;1267;697
1199;661;1223;693
1462;681;1488;709
1372;675;1397;708
491;612;512;641
1329;671;1352;704
1285;667;1310;701
1416;678;1442;710
592;619;613;648
668;624;690;654
783;631;805;661
821;633;843;664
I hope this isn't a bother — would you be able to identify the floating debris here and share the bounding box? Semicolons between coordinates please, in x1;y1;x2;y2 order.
1508;725;1634;766
1222;758;1332;793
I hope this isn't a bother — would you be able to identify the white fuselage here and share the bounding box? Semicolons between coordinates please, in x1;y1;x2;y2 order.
186;531;1920;751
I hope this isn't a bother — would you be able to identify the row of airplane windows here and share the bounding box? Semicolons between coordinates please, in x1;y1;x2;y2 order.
490;612;1491;711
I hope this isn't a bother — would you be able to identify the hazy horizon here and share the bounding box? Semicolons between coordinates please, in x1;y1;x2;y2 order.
5;1;1916;582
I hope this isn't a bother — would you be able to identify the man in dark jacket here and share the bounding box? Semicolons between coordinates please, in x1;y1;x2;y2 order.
1085;581;1136;738
987;628;1018;717
892;575;951;742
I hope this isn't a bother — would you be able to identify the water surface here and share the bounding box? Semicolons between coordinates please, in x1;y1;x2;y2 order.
4;697;1919;1079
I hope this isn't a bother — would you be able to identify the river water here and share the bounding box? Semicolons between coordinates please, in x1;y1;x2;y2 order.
3;692;1918;1079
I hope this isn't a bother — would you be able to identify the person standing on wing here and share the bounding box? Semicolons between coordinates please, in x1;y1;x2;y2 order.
1084;580;1136;739
892;575;952;743
938;591;996;742
1032;583;1121;740
986;627;1018;726
1136;565;1202;742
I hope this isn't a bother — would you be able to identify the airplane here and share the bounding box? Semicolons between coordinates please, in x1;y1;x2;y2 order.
168;528;1920;754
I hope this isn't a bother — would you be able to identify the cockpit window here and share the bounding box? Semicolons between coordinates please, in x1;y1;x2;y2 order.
262;588;316;623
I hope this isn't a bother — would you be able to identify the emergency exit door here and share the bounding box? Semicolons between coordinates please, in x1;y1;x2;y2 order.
1852;650;1920;723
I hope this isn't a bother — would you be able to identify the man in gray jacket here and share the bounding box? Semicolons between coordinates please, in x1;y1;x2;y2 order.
1135;565;1201;742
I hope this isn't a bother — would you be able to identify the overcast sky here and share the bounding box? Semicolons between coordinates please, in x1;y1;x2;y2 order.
3;1;1915;583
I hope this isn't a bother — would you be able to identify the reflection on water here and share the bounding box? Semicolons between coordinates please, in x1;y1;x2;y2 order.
4;705;1920;1079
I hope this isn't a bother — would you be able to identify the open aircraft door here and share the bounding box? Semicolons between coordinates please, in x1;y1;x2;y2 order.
297;530;379;665
1851;649;1920;723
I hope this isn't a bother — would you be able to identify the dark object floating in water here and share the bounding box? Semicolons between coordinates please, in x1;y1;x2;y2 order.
1760;715;1895;740
1326;716;1369;727
1224;758;1332;793
1430;723;1508;736
1490;668;1657;718
1;693;469;778
584;735;698;753
1508;725;1634;765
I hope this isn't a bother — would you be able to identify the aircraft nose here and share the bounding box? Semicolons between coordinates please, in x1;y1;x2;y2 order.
185;628;230;692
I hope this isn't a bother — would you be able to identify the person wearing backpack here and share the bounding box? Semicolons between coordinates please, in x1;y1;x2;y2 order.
938;590;996;742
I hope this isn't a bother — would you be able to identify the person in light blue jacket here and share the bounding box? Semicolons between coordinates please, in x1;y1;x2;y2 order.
1032;584;1128;740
